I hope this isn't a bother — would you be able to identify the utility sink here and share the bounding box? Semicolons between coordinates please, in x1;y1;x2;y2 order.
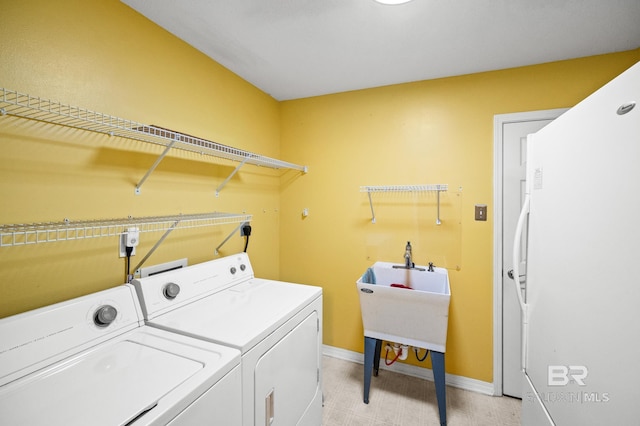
356;261;451;352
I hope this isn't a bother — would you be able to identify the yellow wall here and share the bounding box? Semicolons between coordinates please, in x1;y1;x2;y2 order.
0;0;287;316
278;51;640;382
1;0;638;384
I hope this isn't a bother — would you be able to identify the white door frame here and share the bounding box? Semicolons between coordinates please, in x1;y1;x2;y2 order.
492;108;569;396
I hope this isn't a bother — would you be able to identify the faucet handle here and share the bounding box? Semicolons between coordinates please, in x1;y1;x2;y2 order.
428;262;435;272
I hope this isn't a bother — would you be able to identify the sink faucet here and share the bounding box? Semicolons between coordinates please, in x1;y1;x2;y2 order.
404;241;413;269
392;241;426;271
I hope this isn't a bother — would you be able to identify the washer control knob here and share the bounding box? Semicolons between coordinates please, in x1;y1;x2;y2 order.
94;305;118;327
240;264;246;271
163;282;181;300
230;266;237;275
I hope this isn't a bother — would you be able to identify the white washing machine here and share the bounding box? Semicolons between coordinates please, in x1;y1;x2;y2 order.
0;285;242;425
132;252;323;426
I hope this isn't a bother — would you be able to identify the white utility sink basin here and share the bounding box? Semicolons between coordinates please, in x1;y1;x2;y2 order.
356;261;451;352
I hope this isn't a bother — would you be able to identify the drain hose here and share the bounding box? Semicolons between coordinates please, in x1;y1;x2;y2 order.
415;347;429;362
384;346;402;366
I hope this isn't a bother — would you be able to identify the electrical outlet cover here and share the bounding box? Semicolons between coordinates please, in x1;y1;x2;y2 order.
475;204;487;221
119;234;137;257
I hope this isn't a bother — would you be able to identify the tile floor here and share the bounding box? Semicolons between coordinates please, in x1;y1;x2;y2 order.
322;355;521;426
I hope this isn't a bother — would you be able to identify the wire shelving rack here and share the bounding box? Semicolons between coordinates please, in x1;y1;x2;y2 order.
360;184;449;224
0;212;252;275
0;212;251;247
0;87;307;195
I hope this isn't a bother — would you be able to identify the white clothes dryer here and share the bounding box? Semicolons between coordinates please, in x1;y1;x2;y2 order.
132;252;323;426
0;285;242;426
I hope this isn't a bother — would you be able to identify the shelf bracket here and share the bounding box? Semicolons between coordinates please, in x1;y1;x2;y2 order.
215;156;251;197
367;191;377;224
131;219;180;281
135;139;178;195
214;221;246;255
436;190;442;225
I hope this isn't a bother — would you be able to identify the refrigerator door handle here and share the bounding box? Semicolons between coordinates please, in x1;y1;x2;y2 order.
512;194;530;371
512;195;529;313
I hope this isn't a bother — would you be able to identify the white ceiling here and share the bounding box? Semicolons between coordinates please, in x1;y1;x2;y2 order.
122;0;640;101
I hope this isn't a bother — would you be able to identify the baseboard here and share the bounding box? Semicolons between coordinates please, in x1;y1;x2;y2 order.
322;344;495;396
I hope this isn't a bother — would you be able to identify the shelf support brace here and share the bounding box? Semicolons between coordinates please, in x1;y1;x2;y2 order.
436;189;442;225
367;191;377;224
214;221;246;255
135;139;178;195
131;219;181;280
216;156;251;197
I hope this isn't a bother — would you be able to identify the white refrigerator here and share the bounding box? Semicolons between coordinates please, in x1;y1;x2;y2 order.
513;61;640;425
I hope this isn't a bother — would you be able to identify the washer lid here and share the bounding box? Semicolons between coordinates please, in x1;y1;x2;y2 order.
150;278;321;352
0;339;202;426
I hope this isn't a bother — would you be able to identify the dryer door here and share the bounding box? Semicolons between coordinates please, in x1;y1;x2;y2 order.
254;312;320;426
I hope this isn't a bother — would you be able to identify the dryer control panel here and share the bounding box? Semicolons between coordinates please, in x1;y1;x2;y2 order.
132;253;254;320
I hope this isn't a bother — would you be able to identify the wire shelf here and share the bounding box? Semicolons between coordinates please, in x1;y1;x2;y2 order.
360;184;448;193
0;87;307;194
360;184;448;224
0;212;252;247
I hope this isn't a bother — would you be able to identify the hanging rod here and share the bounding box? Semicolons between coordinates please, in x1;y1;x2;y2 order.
0;212;252;247
360;184;448;224
0;88;307;195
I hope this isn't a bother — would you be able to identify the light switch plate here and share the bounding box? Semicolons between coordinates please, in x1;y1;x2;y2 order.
475;204;487;221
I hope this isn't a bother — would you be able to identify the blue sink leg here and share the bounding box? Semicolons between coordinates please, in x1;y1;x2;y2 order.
363;336;377;404
431;350;447;425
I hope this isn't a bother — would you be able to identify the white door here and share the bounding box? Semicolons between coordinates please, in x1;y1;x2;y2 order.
499;111;565;398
